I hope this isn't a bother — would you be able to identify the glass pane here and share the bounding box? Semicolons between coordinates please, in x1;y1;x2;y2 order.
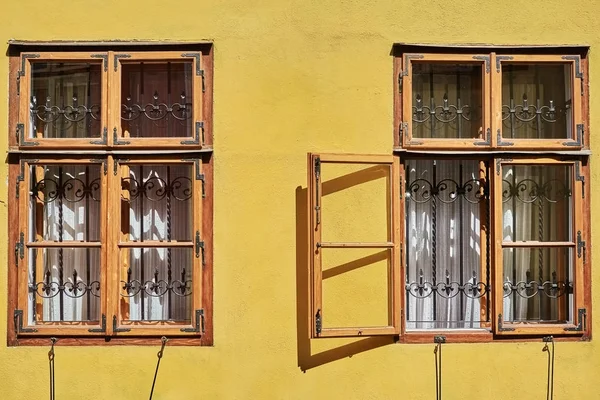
502;164;572;242
412;63;483;139
121;164;193;242
30;62;102;139
320;163;391;243
405;159;489;329
120;247;193;322
29;164;101;243
121;61;194;138
321;248;392;329
28;247;100;323
502;247;573;324
501;63;572;139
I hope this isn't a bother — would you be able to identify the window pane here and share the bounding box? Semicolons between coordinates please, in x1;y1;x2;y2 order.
412;63;483;139
502;164;572;242
405;159;489;329
320;162;391;243
502;247;573;324
29;164;101;242
28;247;100;323
120;247;193;322
121;62;194;138
501;63;572;139
321;248;392;329
30;62;102;139
121;164;193;242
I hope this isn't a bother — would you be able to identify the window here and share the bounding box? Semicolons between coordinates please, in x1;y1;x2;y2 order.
9;45;213;345
309;47;589;340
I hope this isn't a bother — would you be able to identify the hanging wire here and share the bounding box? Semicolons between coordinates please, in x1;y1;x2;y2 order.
48;337;57;400
149;336;169;400
434;336;446;400
542;336;555;400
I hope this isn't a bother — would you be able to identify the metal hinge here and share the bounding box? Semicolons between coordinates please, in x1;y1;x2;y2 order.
195;231;205;266
112;315;131;332
563;124;584;147
180;309;205;333
496;158;513;176
577;230;586;264
497;129;514;146
16;123;39;146
17;53;40;96
498;314;515;332
315;309;322;336
181;121;204;145
472;55;491;73
113;54;131;71
565;308;587;332
88;314;107;333
90;54;108;72
399;121;423;145
113;127;130;145
89;159;108;175
90;127;108;145
575;161;585;198
14;309;37;334
15;232;24;268
561;56;584;95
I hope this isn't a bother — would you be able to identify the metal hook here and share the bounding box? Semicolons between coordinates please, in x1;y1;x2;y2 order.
434;336;446;400
149;336;169;400
542;336;555;400
48;337;57;400
157;336;168;359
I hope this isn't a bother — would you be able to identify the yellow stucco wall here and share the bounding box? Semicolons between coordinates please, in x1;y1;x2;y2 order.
1;1;600;399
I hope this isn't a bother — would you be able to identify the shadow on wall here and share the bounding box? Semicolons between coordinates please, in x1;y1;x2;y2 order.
295;163;397;372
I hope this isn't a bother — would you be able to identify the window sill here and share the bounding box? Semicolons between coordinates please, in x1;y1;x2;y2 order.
398;330;588;344
9;336;212;347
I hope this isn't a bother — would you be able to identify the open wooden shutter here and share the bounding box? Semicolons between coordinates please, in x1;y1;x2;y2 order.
309;153;401;337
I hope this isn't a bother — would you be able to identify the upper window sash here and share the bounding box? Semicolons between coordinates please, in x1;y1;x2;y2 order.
493;157;585;335
18;52;109;149
309;153;401;338
111;51;205;149
399;53;491;149
492;54;584;149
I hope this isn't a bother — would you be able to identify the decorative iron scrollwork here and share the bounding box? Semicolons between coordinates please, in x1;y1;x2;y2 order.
406;177;487;204
121;176;192;202
32;176;101;203
120;266;192;298
503;271;572;299
121;91;192;122
406;269;488;300
413;93;472;124
501;179;571;204
29;269;101;299
30;95;101;125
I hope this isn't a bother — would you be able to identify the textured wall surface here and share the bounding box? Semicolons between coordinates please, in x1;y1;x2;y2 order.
1;1;600;399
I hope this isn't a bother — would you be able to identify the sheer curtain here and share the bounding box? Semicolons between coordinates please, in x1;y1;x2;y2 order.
29;165;101;324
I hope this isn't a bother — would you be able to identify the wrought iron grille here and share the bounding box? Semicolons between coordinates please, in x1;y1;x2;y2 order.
120;165;193;321
501;64;572;139
28;166;101;322
501;167;573;322
405;160;490;328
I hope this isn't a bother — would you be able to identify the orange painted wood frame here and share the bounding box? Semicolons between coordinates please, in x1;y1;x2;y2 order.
308;153;401;338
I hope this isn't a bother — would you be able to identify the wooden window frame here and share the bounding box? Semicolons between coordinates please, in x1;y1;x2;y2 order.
493;157;585;336
391;46;590;342
492;54;583;150
8;43;214;346
399;54;492;149
308;153;402;338
18;52;110;149
396;51;586;152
